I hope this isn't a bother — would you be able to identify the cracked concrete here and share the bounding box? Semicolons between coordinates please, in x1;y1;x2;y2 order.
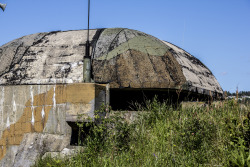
0;28;223;97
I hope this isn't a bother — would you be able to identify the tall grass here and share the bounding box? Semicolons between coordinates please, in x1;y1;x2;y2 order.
33;99;250;167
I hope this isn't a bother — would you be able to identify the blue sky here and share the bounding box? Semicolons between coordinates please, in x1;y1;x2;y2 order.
0;0;249;92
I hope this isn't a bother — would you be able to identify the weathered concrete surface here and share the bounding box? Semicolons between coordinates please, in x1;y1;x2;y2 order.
2;133;70;167
0;27;223;166
162;41;223;96
0;28;223;97
42;146;84;159
0;83;108;166
92;28;223;97
0;30;99;85
93;28;186;88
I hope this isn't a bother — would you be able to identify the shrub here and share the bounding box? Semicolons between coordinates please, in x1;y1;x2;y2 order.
34;99;250;167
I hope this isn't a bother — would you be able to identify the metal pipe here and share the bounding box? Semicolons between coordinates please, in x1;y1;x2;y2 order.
87;0;90;42
83;0;91;82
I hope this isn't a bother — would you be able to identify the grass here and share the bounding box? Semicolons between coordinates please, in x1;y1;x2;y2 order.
33;98;250;167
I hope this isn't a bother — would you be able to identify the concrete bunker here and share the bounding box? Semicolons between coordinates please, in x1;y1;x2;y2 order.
92;28;223;110
0;28;223;166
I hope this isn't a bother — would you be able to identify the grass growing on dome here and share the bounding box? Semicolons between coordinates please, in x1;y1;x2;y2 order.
33;98;250;167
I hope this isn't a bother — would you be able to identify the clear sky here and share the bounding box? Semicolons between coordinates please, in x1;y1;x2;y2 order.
0;0;249;92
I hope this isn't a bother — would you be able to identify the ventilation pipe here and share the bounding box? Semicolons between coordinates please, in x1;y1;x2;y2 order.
83;0;91;83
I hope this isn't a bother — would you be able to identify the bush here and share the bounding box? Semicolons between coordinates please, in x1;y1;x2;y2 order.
34;99;250;167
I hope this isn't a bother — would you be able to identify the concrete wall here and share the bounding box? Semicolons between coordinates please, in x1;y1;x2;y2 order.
0;83;109;166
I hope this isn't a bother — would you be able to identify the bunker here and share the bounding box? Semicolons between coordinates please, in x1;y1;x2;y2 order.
0;28;223;166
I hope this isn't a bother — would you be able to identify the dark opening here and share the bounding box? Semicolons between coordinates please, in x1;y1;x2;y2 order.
110;88;210;111
67;122;91;146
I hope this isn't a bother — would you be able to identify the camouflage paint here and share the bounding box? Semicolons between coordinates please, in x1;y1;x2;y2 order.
96;36;170;60
0;83;108;160
0;28;223;96
92;28;186;88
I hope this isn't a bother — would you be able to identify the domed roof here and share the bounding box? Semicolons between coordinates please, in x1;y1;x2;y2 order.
0;28;223;96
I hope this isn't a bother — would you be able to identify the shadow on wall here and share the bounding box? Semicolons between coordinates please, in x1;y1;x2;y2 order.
110;88;217;110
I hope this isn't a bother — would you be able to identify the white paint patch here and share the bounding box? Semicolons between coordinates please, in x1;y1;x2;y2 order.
13;93;17;122
1;87;4;124
13;99;16;113
53;85;56;111
70;62;78;68
6;116;10;128
60;66;65;71
30;86;34;106
41;106;45;119
30;85;35;125
31;110;35;125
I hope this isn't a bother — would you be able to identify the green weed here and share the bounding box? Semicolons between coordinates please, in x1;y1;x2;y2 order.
33;99;250;167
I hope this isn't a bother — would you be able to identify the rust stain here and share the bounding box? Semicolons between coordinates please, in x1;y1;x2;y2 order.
0;83;101;160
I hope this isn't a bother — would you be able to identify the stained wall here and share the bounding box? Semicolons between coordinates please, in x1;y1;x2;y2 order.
0;83;108;163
